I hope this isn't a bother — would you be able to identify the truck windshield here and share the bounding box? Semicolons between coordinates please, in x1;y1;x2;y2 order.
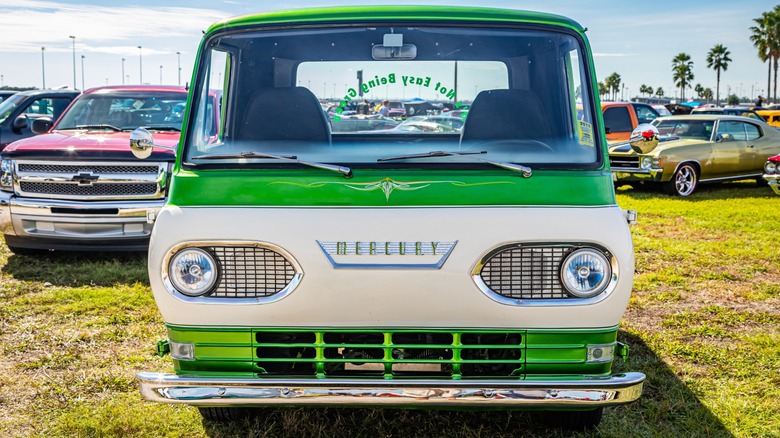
56;91;188;132
185;25;599;169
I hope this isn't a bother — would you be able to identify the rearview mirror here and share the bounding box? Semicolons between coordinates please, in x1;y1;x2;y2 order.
130;127;176;159
629;123;659;154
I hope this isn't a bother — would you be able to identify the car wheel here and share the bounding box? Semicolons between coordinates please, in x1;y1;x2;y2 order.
539;407;603;430
664;163;698;196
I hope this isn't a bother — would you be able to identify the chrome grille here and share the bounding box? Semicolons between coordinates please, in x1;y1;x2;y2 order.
478;246;573;299
208;246;297;298
19;182;158;196
609;155;639;169
18;164;159;174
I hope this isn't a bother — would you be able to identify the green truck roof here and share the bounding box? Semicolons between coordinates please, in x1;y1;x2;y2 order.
206;5;584;35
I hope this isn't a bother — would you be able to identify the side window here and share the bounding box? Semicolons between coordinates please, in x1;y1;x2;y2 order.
633;104;658;124
718;121;747;141
23;98;53;116
745;123;761;141
603;107;633;132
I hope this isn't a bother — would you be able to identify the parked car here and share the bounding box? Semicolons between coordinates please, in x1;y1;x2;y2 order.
387;100;405;117
388;115;465;133
0;89;80;151
609;115;780;196
764;153;780;195
0;91;17;104
0;85;198;252
652;104;672;117
756;109;780;128
330;115;399;132
602;102;661;142
691;106;763;120
133;5;645;430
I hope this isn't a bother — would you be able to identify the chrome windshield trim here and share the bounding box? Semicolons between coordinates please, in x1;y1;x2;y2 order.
138;372;645;407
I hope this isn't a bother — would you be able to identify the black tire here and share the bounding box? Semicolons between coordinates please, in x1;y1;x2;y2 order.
198;407;255;422
539;407;603;431
663;163;698;196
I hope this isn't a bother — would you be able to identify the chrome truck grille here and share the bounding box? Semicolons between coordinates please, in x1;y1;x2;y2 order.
609;155;639;169
13;160;168;201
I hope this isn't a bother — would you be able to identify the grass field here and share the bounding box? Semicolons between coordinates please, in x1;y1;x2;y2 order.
1;181;778;437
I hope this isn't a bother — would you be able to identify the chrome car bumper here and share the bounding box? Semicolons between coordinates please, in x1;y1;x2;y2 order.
0;192;164;249
765;174;780;195
611;167;664;182
138;372;645;408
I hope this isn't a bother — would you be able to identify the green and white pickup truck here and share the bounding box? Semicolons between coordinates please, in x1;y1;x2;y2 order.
133;6;645;429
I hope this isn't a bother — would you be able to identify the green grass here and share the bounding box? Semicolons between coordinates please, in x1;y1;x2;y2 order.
0;180;778;437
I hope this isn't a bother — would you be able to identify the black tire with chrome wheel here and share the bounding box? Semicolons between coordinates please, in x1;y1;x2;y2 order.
663;163;698;196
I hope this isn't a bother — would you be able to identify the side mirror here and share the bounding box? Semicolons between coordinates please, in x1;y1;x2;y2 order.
130;128;176;159
31;117;52;135
629;123;659;154
715;133;730;143
12;115;28;132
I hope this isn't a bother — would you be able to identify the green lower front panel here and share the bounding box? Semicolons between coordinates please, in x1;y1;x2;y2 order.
167;326;618;379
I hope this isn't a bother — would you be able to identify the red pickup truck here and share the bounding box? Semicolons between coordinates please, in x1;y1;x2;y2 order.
602;102;661;142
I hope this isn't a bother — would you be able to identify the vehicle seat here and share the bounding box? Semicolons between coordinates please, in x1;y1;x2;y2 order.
237;87;331;145
460;89;551;145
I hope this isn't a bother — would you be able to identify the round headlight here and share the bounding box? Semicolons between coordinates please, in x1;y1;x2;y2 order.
765;161;777;175
169;248;218;296
560;249;612;298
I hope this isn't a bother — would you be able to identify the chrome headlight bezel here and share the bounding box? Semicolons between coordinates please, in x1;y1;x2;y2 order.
167;248;219;297
0;158;14;191
560;248;613;298
765;161;778;175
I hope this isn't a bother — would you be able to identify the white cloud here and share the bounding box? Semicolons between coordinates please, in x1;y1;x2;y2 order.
0;0;229;54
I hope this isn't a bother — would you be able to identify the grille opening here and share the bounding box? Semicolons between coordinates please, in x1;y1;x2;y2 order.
479;246;574;299
322;332;384;345
50;207;119;215
18;163;160;174
461;333;522;346
460;333;523;376
256;331;316;344
206;246;297;298
392;332;453;346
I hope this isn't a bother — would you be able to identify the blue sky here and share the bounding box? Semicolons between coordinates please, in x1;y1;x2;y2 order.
0;0;774;101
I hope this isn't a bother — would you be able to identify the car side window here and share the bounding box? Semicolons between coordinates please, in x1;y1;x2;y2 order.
23;98;53;116
603;107;632;132
632;104;658;124
745;123;761;141
718;121;747;141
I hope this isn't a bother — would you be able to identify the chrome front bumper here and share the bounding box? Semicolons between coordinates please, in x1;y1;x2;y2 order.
765;174;780;195
138;372;645;408
611;167;664;182
0;191;164;248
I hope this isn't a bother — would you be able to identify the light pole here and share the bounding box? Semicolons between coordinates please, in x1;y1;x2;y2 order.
122;58;125;85
176;51;181;86
138;46;143;84
69;35;76;89
41;47;46;89
81;55;85;90
159;65;163;85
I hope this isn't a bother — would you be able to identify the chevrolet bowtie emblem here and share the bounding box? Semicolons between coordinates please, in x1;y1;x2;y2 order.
72;172;99;186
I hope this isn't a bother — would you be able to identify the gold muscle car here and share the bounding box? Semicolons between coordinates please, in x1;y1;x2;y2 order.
609;115;780;196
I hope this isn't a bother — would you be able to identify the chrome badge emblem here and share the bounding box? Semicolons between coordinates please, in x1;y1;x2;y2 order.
317;240;457;269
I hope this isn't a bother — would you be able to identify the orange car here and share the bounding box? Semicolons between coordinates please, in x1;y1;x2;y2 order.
602;102;661;142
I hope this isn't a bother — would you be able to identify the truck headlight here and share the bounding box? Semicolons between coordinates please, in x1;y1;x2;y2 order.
560;249;611;298
169;248;218;296
0;158;13;191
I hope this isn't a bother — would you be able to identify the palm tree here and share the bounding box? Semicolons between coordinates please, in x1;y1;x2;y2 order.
751;12;772;103
604;73;621;101
598;82;608;100
706;44;732;105
656;87;665;99
672;53;694;100
694;83;704;100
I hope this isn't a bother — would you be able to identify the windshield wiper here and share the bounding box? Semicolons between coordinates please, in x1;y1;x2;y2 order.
61;124;122;132
190;151;352;178
140;126;181;132
377;150;532;178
